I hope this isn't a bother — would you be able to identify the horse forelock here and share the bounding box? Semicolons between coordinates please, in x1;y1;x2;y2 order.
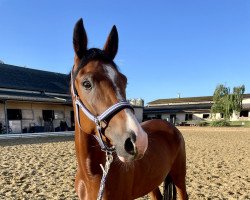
72;48;117;81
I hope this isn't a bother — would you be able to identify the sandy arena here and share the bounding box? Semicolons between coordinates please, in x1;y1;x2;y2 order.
0;127;249;200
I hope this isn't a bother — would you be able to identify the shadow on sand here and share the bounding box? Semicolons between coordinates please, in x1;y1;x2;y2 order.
0;135;74;147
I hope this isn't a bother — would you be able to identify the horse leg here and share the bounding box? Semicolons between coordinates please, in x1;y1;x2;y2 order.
75;170;87;200
171;177;188;200
170;175;188;200
148;187;163;200
169;145;188;200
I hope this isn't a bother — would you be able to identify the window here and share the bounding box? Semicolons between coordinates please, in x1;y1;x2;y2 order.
185;114;193;121
220;113;224;119
7;109;22;120
42;110;54;121
240;111;249;117
203;114;210;119
156;114;162;119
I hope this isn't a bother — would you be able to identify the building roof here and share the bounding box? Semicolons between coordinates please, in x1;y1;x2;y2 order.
145;94;250;115
148;94;250;106
148;96;213;105
0;90;71;104
0;63;72;104
144;103;212;114
0;63;70;94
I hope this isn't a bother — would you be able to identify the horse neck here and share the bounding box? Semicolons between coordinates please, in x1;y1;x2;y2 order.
75;123;106;176
72;89;106;176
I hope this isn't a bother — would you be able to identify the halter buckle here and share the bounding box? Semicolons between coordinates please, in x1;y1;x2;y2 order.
94;118;101;127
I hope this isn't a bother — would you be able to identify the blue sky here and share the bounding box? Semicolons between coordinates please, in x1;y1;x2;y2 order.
0;0;249;104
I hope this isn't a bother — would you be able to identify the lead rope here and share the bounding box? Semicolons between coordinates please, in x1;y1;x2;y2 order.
97;152;113;200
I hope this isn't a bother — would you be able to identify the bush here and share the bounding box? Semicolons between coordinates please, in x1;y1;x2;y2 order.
210;120;230;127
198;121;209;127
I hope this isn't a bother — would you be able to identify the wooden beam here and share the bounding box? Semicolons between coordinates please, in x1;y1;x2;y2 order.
3;100;9;134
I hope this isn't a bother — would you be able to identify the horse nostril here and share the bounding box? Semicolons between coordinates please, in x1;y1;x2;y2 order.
124;138;136;155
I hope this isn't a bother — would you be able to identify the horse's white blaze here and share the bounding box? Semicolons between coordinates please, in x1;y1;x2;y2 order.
104;64;123;100
104;64;148;159
125;110;148;155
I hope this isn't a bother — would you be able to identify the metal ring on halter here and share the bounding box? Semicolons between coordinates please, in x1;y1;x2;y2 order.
94;118;100;126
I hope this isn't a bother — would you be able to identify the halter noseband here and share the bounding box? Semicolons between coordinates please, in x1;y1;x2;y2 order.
71;48;134;153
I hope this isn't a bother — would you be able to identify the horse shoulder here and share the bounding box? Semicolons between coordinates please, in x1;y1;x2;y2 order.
141;119;184;146
131;119;183;198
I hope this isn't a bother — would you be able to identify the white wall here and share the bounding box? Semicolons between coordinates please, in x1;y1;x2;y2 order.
176;113;185;122
243;98;250;104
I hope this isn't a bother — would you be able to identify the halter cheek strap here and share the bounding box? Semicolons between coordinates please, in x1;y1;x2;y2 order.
71;72;134;152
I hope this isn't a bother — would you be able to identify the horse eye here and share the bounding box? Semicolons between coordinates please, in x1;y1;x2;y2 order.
82;80;92;90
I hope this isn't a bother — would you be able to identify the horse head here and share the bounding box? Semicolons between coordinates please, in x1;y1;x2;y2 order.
71;19;148;162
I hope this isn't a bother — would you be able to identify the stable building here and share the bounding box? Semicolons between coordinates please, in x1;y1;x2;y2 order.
144;95;250;124
0;63;145;134
0;63;73;134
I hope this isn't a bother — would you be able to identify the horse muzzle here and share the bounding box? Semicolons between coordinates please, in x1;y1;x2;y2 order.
116;129;148;162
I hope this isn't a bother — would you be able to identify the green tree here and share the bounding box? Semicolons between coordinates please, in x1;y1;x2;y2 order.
211;84;245;120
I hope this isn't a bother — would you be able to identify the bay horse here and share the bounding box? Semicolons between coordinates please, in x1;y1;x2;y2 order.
71;18;188;200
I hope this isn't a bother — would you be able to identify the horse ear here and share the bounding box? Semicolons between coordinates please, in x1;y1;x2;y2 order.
73;18;88;59
103;25;118;60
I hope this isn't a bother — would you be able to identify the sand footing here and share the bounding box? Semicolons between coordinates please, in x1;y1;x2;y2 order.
1;127;249;199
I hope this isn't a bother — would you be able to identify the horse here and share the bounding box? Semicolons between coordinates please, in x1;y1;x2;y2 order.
70;18;188;200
